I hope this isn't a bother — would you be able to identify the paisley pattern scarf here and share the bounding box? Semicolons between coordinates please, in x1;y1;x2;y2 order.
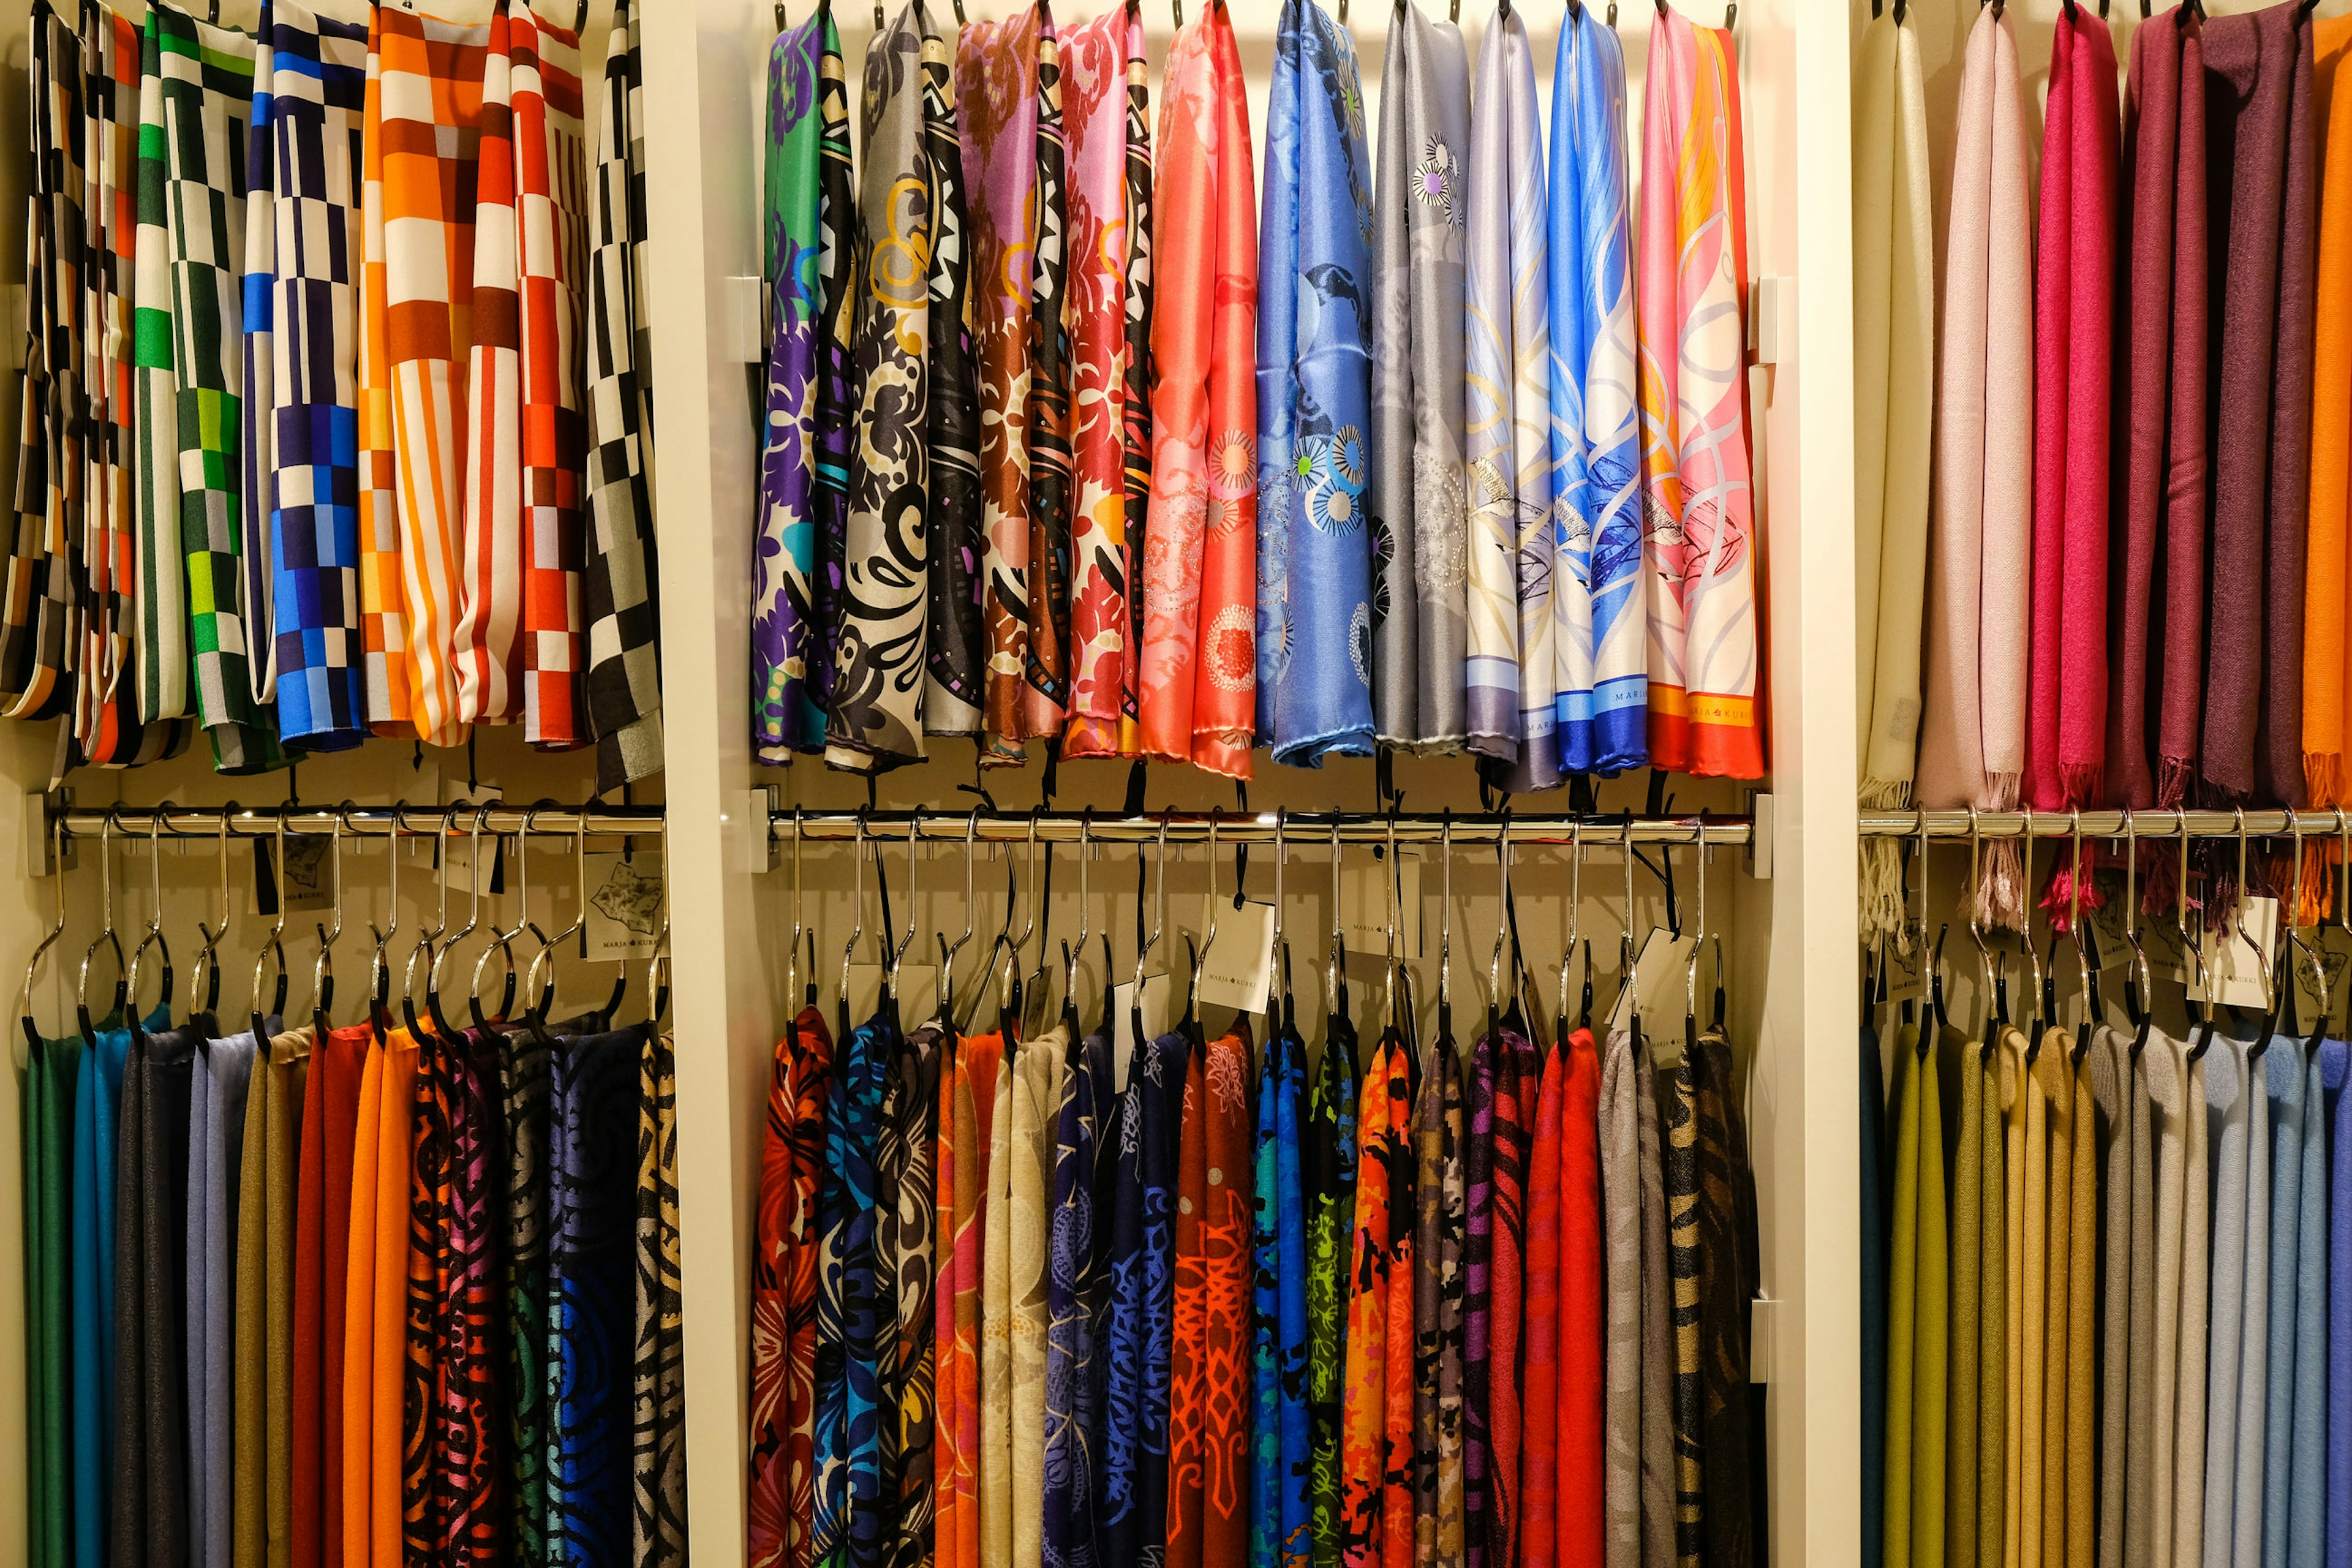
1338;1030;1403;1568
752;1008;835;1568
956;9;1041;763
807;26;858;752
1140;9;1257;777
1058;9;1145;758
1306;1014;1358;1568
944;1030;1003;1568
1547;13;1643;777
1255;0;1376;767
1252;1023;1312;1568
752;17;827;764
1169;1022;1256;1568
923;31;986;739
1098;1029;1186;1568
1636;9;1763;780
1412;1038;1466;1567
633;1030;687;1567
824;3;935;771
883;1026;943;1568
418;1031;507;1564
1366;4;1471;752
816;1006;896;1568
1463;15;1556;791
1022;23;1074;737
1044;1029;1113;1568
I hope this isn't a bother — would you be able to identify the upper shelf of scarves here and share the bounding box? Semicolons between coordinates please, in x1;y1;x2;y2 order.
766;809;1756;846
1860;808;2352;840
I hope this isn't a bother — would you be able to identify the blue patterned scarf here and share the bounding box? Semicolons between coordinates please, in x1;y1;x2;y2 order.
815;1005;895;1568
1044;1030;1114;1568
1097;1029;1188;1568
1253;1024;1313;1568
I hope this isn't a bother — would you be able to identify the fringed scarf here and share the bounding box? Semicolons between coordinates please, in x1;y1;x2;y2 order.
1255;0;1377;767
1547;12;1642;780
1366;4;1470;753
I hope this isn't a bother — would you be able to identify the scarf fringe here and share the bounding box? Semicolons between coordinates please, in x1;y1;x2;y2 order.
2037;855;2106;935
2157;755;2197;812
1859;778;1913;951
1978;840;2027;933
2307;753;2343;812
2298;841;2342;926
2058;762;2105;815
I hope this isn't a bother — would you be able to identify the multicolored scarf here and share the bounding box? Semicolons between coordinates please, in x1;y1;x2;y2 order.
1546;12;1642;780
816;1006;895;1568
1476;1030;1540;1568
922;29;986;740
1011;1027;1068;1568
751;1008;835;1568
883;1026;943;1568
1254;0;1376;767
1140;9;1257;778
489;1028;551;1566
824;2;937;771
1058;8;1147;759
1338;1030;1408;1568
1635;9;1762;780
241;3;280;722
1251;1023;1311;1568
1096;1029;1186;1568
1169;1022;1255;1568
633;1031;687;1567
1412;1037;1465;1566
752;16;828;765
1020;21;1074;741
580;0;662;790
1366;6;1471;753
1305;1014;1358;1568
1463;14;1556;791
1044;1030;1112;1568
959;1031;1007;1568
806;26;858;753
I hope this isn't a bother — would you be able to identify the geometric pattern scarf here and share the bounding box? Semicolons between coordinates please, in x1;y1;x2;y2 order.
633;1030;687;1567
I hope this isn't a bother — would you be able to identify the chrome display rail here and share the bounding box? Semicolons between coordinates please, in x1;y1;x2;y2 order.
766;809;1755;846
49;804;665;840
1857;808;2352;840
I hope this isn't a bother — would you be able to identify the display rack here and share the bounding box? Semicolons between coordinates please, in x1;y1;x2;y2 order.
1856;808;2352;839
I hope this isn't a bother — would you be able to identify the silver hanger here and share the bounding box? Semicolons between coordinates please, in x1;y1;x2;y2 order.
249;807;293;1042
1186;810;1226;1023
1557;818;1582;1031
939;810;980;1026
127;804;177;1035
309;806;349;1032
75;808;127;1040
19;817;69;1055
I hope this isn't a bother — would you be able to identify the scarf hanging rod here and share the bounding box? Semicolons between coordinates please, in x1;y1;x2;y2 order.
766;809;1754;847
1859;807;2352;839
50;804;665;840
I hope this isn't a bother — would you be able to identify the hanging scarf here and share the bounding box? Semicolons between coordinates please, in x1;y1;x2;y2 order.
1097;1028;1185;1568
816;1006;896;1568
1461;15;1555;790
981;1035;1016;1568
488;1028;551;1567
1251;1023;1311;1568
1306;1013;1358;1568
2326;1039;2352;1564
1058;9;1145;758
1632;1042;1674;1568
2310;17;2352;812
944;1030;1003;1568
1170;1022;1256;1568
190;1033;258;1568
1520;1041;1562;1568
635;1031;688;1567
1366;3;1468;753
1461;1033;1496;1568
1381;1029;1419;1568
824;2;937;771
1011;1027;1067;1568
1557;1030;1607;1567
884;1027;944;1568
1141;9;1257;777
243;2;281;741
1118;34;1152;758
752;1009;835;1568
26;1035;78;1568
924;25;986;741
340;1031;412;1568
1691;1034;1759;1568
1337;1032;1399;1568
753;15;829;766
352;8;401;740
2204;2;2317;807
1412;1037;1465;1567
1883;1028;1948;1568
1466;1028;1537;1568
401;1038;452;1564
1044;1029;1112;1568
1852;9;1934;933
113;1028;196;1568
958;8;1041;763
70;1020;129;1568
287;1023;365;1568
1254;0;1376;767
1635;10;1761;779
1021;22;1073;739
2109;12;2203;810
229;1030;306;1568
1917;4;2034;926
800;24;857;753
1546;13;1640;780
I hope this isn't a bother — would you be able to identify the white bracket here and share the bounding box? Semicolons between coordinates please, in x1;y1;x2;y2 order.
722;276;767;364
1744;791;1773;881
1749;276;1790;367
732;785;780;874
1749;1295;1775;1382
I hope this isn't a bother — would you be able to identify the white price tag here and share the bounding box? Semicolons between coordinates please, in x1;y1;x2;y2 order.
583;851;666;960
2193;895;2279;1011
1194;901;1275;1016
1110;971;1173;1073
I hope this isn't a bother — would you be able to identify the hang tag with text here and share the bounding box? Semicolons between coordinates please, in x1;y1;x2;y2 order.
582;851;665;960
1343;850;1423;958
2193;895;2279;1011
1194;900;1275;1016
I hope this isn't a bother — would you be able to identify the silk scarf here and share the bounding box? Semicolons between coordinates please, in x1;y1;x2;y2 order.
752;15;828;765
1852;9;1934;932
1013;1028;1067;1568
1096;1028;1185;1568
1251;1022;1311;1568
1140;9;1257;777
634;1030;688;1567
805;23;856;756
923;25;986;740
1463;15;1555;791
1059;8;1146;758
353;6;404;738
751;1008;835;1568
415;1030;505;1564
816;1005;896;1568
1169;1022;1254;1568
824;2;936;771
1463;1029;1536;1568
1883;1028;1948;1568
1305;1013;1357;1568
944;1030;1003;1568
230;1030;306;1568
113;1028;198;1568
1412;1036;1465;1566
1596;1025;1642;1568
1044;1028;1112;1568
189;1031;257;1568
1336;1031;1406;1568
981;1032;1017;1568
1691;1033;1758;1568
490;1027;552;1567
1555;1030;1607;1568
957;8;1041;763
26;1035;80;1568
581;0;662;790
2203;2;2317;808
1021;22;1073;739
1254;0;1376;767
340;1030;415;1568
1915;4;2034;928
1636;9;1762;780
400;1036;453;1564
1367;3;1469;753
881;1025;942;1568
2312;16;2352;813
1547;13;1641;780
1117;34;1152;758
73;1023;130;1568
286;1023;362;1568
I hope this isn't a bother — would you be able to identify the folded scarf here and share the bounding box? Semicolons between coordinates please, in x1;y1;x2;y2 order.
1306;1013;1358;1568
1463;13;1556;791
1021;23;1074;741
1042;1030;1110;1568
2203;0;2316;807
1054;9;1136;757
2111;10;2206;811
1095;1028;1184;1568
1547;13;1642;780
2307;18;2352;810
881;1027;943;1568
1917;6;2033;927
824;2;937;771
958;9;1041;763
1254;0;1377;768
1636;9;1762;780
752;17;829;765
1140;9;1257;777
1169;1022;1255;1568
1367;4;1470;753
1853;9;1934;936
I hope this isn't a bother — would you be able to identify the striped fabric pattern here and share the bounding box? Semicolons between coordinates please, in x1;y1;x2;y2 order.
242;9;279;711
154;1;282;774
356;10;405;734
257;0;369;750
581;0;662;788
